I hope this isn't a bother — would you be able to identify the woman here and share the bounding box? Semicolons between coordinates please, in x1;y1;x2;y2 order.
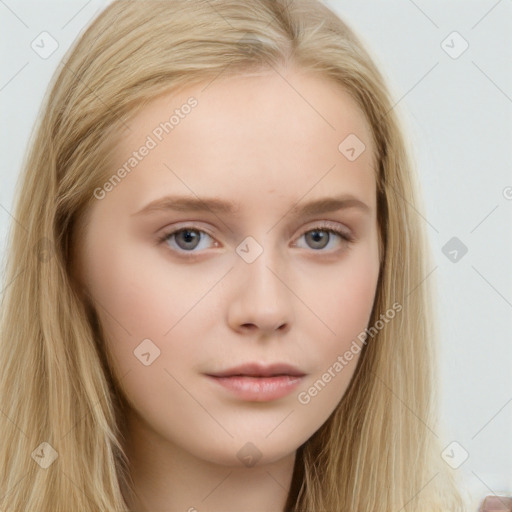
0;0;469;510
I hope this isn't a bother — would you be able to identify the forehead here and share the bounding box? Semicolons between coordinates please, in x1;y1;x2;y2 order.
106;67;377;212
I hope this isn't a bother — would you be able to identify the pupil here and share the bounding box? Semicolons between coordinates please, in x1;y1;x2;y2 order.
183;230;195;242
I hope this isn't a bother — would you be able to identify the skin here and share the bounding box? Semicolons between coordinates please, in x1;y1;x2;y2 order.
74;65;381;512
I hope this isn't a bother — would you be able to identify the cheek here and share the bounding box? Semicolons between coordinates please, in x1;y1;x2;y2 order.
85;233;213;337
333;259;378;331
85;243;209;424
84;234;229;393
292;251;379;424
302;244;380;382
313;246;379;340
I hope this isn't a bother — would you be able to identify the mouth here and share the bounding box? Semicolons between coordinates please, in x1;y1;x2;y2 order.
206;362;306;378
205;362;306;402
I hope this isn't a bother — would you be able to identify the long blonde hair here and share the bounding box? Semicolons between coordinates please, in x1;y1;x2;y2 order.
0;0;467;510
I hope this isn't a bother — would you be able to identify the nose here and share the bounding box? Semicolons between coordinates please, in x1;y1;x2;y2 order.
227;243;293;336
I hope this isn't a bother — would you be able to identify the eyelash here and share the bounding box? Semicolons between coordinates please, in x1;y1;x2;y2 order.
157;222;355;256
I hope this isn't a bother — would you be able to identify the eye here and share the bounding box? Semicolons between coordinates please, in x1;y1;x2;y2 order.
294;223;354;252
157;222;354;256
157;227;217;253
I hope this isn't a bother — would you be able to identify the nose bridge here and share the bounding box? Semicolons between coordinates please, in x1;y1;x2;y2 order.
229;233;292;332
237;233;285;299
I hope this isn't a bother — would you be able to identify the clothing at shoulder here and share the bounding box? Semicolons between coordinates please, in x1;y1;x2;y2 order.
478;495;512;511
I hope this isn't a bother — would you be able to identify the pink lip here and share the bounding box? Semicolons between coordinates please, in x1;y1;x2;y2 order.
205;362;306;402
206;375;304;401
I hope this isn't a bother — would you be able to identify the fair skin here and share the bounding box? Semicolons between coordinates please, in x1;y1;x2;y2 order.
74;66;380;512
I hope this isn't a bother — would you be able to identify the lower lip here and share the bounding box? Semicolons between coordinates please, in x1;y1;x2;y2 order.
206;375;304;402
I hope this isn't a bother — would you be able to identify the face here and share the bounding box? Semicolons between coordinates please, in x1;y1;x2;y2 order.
74;67;380;468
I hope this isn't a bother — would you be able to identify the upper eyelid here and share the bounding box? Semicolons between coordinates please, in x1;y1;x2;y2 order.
160;220;353;244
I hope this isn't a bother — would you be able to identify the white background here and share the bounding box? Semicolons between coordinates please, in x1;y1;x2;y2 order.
1;0;511;508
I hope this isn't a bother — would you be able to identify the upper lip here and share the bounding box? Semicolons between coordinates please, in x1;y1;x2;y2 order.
206;362;306;378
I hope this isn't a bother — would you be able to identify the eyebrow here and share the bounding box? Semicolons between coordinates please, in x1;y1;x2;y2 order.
132;194;371;217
